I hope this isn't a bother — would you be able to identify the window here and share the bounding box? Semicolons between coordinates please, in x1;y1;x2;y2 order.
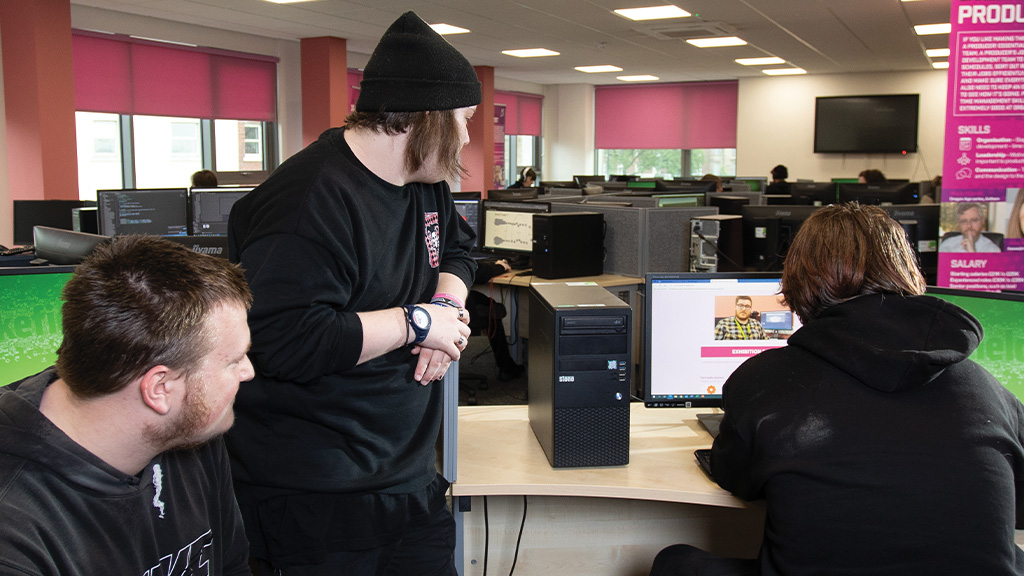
596;148;736;180
243;124;263;161
170;121;200;156
76;112;124;197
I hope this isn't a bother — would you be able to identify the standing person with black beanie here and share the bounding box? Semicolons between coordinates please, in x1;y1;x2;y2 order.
226;12;479;575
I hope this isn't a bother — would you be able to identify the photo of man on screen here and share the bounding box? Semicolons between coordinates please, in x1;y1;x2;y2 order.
714;295;767;340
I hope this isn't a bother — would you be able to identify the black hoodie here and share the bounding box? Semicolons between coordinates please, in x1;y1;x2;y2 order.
0;369;249;576
712;294;1024;576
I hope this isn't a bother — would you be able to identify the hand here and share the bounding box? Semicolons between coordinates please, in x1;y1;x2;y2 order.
495;259;512;273
410;304;471;384
960;234;976;252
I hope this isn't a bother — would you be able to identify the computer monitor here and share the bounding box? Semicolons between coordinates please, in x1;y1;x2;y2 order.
655;180;715;193
655;193;705;207
189;187;252;236
643;272;802;408
926;287;1024;401
0;265;77;385
881;204;940;285
837;182;919;205
788;182;838;206
741;205;822;271
32;226;109;266
13;200;96;246
626;180;658;189
732;177;767;193
479;199;550;255
573;175;606;188
487;188;539;202
97;188;189;237
452;192;482;248
707;194;752;216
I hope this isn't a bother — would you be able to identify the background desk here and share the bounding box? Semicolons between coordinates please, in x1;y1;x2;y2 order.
452;404;765;576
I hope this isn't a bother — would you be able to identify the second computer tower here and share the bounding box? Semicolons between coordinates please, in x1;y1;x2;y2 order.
531;212;604;279
528;283;631;468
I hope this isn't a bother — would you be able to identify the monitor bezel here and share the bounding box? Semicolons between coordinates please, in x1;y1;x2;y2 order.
478;199;550;255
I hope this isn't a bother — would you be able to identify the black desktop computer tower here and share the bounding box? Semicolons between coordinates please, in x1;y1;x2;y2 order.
72;207;99;235
532;212;604;279
528;283;631;468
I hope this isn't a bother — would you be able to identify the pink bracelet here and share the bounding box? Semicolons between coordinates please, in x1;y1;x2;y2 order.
431;292;464;309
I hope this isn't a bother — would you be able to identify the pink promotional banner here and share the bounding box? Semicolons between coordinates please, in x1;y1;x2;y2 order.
493;104;506;189
939;0;1024;290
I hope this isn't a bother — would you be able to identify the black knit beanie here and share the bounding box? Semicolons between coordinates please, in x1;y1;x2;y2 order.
356;11;482;113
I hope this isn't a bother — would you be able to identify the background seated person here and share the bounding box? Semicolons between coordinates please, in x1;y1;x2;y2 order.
651;203;1024;576
939;202;1002;252
701;173;723;192
191;168;219;188
0;236;253;574
858;168;886;183
714;295;766;340
508;167;536;189
764;165;790;195
466;258;525;381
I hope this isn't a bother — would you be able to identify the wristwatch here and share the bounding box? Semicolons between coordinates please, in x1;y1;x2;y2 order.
404;305;431;344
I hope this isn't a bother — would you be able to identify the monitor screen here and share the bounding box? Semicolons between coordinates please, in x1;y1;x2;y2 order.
788;182;837;206
97;189;189;237
740;205;822;271
0;266;76;386
926;287;1024;401
814;94;919;154
479;200;550;254
452;197;481;248
644;272;802;408
13;200;96;246
189;188;252;236
837;182;920;205
731;177;767;193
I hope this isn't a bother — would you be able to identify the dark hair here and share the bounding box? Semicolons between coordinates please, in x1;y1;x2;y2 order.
345;109;466;180
735;295;752;305
518;167;537;183
1008;193;1024;239
781;203;925;323
859;168;886;184
771;165;788;180
191;170;218;188
56;235;252;399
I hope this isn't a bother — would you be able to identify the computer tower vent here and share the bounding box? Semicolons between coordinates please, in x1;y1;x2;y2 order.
552;406;630;467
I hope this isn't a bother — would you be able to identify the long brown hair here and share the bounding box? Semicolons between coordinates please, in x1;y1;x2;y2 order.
345;109;466;181
781;203;926;323
56;235;251;399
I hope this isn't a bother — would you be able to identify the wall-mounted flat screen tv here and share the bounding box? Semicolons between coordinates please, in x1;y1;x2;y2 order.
814;94;919;154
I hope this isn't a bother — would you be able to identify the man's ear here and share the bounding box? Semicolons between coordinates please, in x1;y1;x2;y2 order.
139;366;182;415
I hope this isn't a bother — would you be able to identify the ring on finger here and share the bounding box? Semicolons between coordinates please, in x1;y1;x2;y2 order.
457;336;466;347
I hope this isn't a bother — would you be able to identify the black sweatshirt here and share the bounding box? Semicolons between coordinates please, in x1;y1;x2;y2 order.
0;369;250;576
712;294;1024;575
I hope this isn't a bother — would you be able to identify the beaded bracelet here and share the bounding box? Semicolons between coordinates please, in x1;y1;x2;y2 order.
430;292;464;309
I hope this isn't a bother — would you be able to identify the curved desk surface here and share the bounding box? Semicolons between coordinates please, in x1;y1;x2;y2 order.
453;403;756;510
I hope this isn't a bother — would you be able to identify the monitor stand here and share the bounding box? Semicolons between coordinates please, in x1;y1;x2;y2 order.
696;412;724;439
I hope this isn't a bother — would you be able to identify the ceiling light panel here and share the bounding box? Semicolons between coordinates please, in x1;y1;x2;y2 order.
430;23;470;35
735;57;785;66
762;68;807;76
617;75;660;82
687;37;747;48
915;23;951;35
614;5;691;21
575;65;623;73
502;48;560;58
933;61;949;69
926;48;950;58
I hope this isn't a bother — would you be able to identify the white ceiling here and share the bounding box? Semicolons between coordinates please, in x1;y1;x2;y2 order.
69;0;953;85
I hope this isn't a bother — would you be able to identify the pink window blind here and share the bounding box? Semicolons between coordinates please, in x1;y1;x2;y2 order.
73;30;278;122
595;81;737;149
495;90;543;136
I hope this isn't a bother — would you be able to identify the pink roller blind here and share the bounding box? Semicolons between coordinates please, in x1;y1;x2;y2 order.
495;90;543;136
72;30;278;122
595;81;737;149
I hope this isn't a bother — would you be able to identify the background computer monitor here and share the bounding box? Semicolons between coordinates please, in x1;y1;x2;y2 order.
644;272;801;408
837;182;919;205
573;175;606;188
881;204;940;285
189;187;252;236
479;199;550;254
452;192;482;248
731;177;768;193
741;205;822;271
33;226;109;265
926;287;1024;401
655;193;705;207
788;181;838;206
487;188;539;202
0;265;77;385
13;200;96;245
97;188;189;237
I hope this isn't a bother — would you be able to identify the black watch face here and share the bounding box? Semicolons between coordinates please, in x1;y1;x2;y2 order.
412;307;430;329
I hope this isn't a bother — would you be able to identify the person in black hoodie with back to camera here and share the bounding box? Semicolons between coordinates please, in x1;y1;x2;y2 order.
651;203;1024;576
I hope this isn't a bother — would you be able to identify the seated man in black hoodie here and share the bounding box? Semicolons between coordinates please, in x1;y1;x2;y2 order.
466;258;525;381
651;203;1024;576
0;236;253;575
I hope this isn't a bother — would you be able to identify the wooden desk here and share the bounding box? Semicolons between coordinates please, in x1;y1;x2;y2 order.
452;404;765;576
486;270;644;289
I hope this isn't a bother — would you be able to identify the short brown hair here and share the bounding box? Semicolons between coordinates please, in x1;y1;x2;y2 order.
56;235;252;399
345;109;466;180
781;203;925;323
